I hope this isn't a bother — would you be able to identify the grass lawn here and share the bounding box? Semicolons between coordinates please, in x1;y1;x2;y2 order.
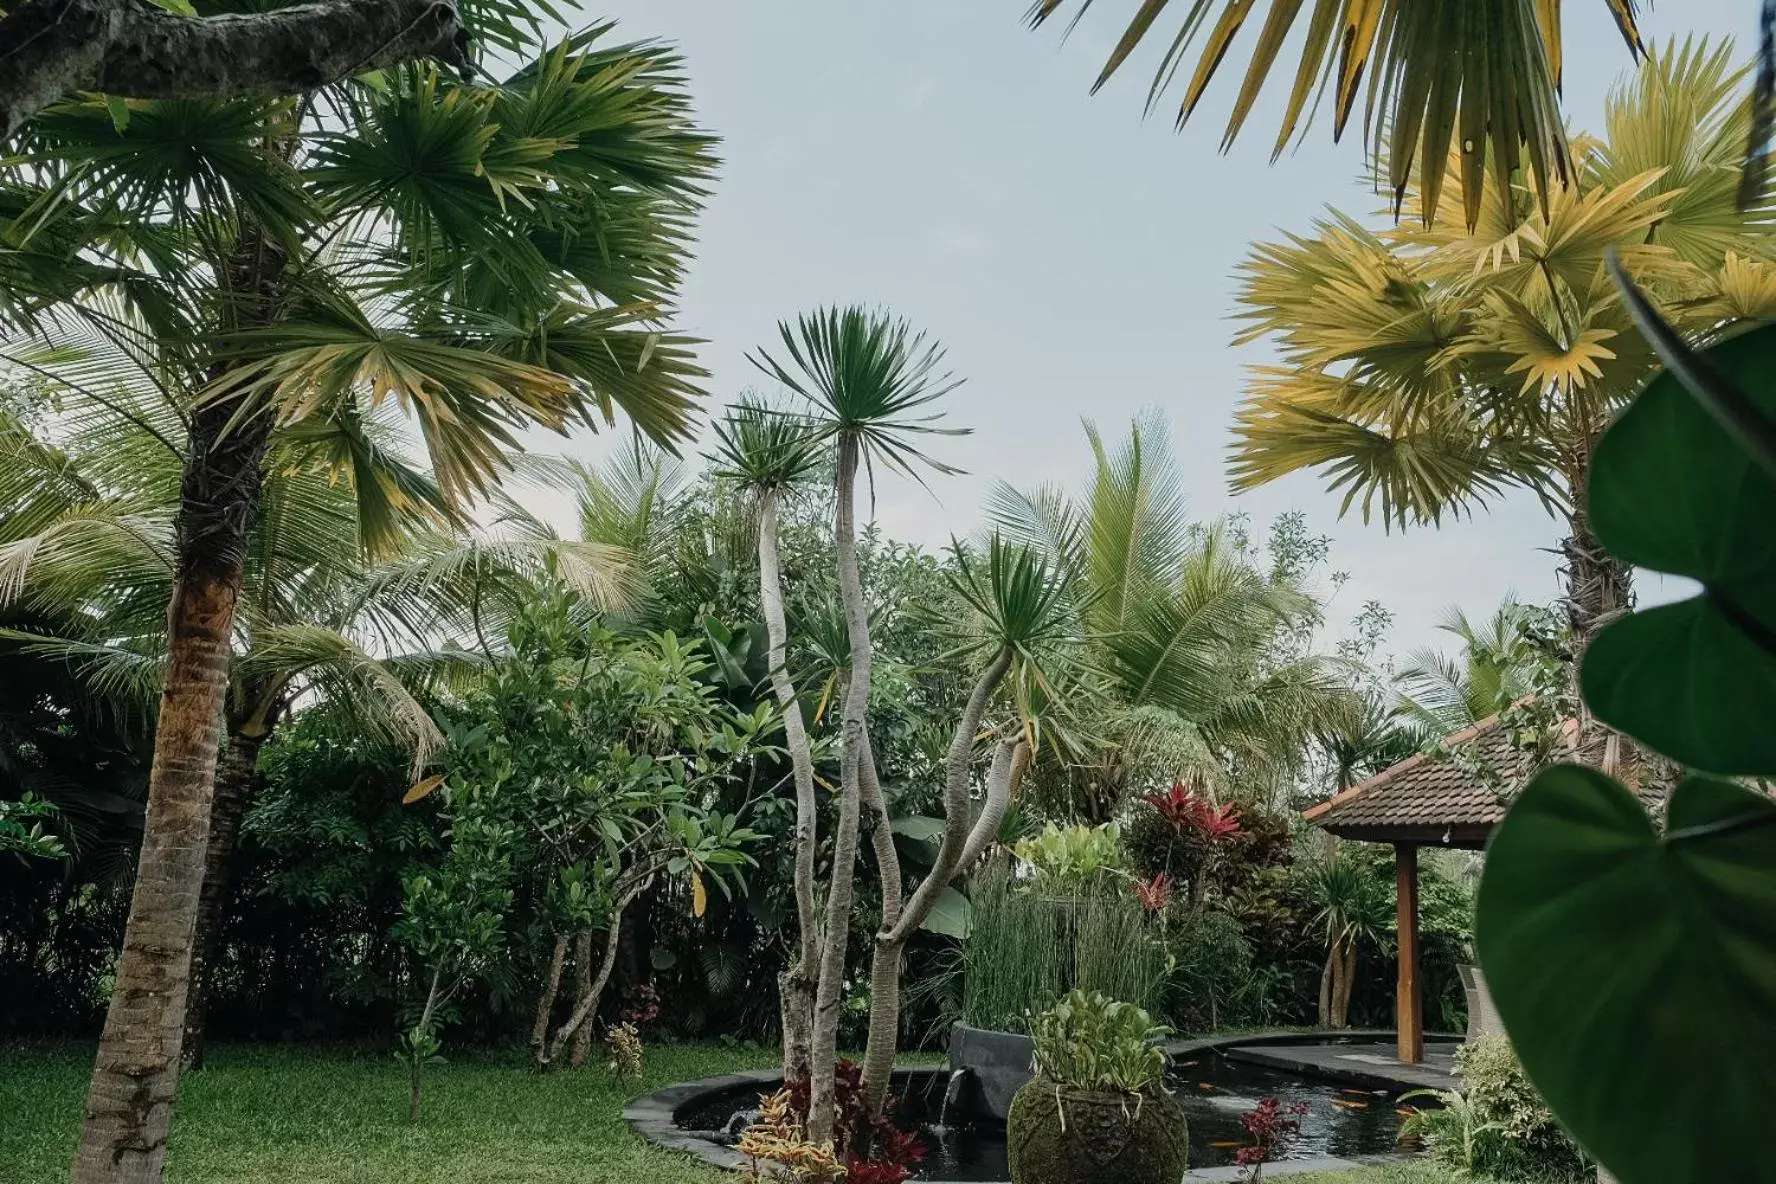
1;1042;1453;1184
0;1041;772;1184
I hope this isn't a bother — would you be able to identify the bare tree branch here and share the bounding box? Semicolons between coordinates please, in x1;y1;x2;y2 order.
1;0;469;139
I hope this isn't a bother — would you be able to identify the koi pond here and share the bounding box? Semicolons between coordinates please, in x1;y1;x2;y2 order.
666;1050;1424;1180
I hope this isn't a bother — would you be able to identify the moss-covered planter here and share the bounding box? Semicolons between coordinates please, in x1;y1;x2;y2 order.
1005;1073;1189;1184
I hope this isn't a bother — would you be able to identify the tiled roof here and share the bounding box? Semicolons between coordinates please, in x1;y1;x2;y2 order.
1302;713;1577;846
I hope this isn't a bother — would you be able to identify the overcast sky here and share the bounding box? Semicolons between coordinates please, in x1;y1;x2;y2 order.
532;0;1756;660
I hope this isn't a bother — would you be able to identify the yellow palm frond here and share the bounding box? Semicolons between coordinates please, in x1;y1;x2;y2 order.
1677;252;1776;325
1028;0;1645;229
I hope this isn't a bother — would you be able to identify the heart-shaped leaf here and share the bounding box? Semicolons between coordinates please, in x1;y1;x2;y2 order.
1585;321;1776;774
1476;765;1776;1184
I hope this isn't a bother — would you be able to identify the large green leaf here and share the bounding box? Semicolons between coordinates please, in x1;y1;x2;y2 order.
919;885;971;940
1582;322;1776;774
1476;766;1776;1184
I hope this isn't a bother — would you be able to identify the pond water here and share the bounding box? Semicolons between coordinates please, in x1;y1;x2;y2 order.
675;1053;1421;1181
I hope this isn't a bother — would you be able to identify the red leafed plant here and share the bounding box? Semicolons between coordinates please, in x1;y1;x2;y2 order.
1133;872;1174;913
786;1060;927;1184
1235;1096;1310;1182
1144;782;1243;843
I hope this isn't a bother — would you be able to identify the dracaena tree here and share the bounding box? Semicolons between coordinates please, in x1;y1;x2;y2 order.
710;399;827;1084
748;306;963;1145
0;15;712;1180
1228;40;1776;766
1025;0;1645;230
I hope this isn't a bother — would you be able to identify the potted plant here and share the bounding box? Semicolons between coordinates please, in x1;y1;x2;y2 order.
1005;990;1188;1184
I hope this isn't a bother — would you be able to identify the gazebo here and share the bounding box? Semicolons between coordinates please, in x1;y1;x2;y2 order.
1301;712;1575;1064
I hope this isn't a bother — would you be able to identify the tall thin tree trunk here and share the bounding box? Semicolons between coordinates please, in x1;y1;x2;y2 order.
1318;951;1335;1028
69;407;272;1184
806;438;869;1148
69;218;285;1184
181;727;268;1071
757;489;820;1085
542;907;628;1071
569;930;595;1069
1562;445;1637;777
530;934;570;1067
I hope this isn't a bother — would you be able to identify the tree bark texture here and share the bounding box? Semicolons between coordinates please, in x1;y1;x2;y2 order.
179;727;268;1072
68;400;272;1184
1562;439;1637;780
857;685;1025;1120
1;0;469;139
569;930;594;1069
756;490;820;1086
541;901;632;1070
805;438;869;1148
529;934;570;1067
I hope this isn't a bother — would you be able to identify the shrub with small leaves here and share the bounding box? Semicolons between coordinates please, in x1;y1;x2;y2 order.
605;1022;643;1081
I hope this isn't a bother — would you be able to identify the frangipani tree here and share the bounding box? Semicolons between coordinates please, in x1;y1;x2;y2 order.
0;18;712;1179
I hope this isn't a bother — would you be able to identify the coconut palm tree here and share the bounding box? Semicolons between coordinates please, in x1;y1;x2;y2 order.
710;400;827;1084
1025;0;1646;229
1;20;712;1181
1228;40;1776;766
988;413;1358;817
1396;598;1559;735
748;305;964;1145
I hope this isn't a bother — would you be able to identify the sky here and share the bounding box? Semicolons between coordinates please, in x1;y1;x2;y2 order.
531;0;1758;660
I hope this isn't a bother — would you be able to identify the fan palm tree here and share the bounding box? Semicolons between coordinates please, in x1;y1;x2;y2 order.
1396;598;1558;735
1;18;712;1180
1026;0;1646;230
710;399;827;1084
988;413;1358;817
1228;40;1776;764
748;305;964;1144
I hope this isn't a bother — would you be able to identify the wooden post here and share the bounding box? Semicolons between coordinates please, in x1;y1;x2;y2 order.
1395;843;1423;1064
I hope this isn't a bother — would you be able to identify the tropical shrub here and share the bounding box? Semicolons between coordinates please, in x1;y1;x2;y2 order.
1401;1035;1588;1182
1013;822;1126;889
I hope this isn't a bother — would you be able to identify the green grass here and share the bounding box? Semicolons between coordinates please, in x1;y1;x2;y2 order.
1292;1168;1460;1184
0;1042;777;1184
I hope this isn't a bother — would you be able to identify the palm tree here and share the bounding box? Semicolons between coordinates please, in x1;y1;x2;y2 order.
988;413;1357;817
0;389;543;1068
1303;850;1392;1028
1396;598;1557;735
1228;41;1776;766
1025;0;1646;229
710;400;827;1084
1;21;713;1181
748;305;964;1145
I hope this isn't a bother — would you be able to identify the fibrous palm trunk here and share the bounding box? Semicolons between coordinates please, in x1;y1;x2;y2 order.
1562;442;1637;779
68;403;273;1184
756;489;820;1086
805;439;869;1148
69;225;285;1184
180;726;269;1071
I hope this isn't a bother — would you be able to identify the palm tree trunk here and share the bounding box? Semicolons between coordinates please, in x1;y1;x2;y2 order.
69;402;272;1184
806;438;870;1148
756;489;820;1085
1562;445;1637;778
1318;951;1335;1028
1336;943;1358;1029
180;725;270;1072
569;930;595;1069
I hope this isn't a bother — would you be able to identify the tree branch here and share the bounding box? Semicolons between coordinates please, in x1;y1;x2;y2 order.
1;0;469;140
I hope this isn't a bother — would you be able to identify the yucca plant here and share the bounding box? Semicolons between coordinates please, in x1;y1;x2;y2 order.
747;305;964;1141
1229;39;1776;767
0;15;712;1181
1026;0;1645;230
710;399;827;1083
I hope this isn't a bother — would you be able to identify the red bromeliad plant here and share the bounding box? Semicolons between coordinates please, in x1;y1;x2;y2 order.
1133;873;1174;913
1235;1096;1309;1182
786;1060;927;1183
1144;782;1244;843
